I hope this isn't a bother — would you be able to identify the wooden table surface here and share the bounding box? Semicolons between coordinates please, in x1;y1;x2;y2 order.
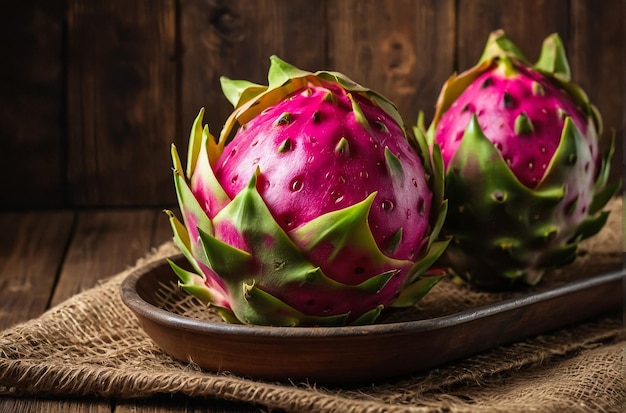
0;209;258;412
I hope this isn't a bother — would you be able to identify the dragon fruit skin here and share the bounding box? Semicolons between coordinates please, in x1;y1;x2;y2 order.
423;30;618;289
166;56;449;326
435;65;593;189
214;82;431;266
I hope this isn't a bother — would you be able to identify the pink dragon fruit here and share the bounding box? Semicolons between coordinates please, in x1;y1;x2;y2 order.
166;56;448;326
421;30;618;289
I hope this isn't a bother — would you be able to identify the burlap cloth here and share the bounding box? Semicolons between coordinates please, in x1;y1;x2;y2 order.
0;198;623;412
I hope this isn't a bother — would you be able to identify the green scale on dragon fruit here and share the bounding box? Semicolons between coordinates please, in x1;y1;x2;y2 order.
166;56;449;326
421;30;618;289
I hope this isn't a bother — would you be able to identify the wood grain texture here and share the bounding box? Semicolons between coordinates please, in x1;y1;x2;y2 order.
0;398;111;413
66;0;177;207
0;1;65;208
4;0;623;210
569;0;623;183
115;395;255;412
456;0;569;68
49;209;159;306
0;212;74;329
0;209;257;412
179;0;325;145
326;0;455;124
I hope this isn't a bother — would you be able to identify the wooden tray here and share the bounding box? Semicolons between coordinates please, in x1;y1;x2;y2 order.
120;255;624;384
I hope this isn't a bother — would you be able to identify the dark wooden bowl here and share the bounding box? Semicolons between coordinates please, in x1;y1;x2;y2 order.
120;255;624;384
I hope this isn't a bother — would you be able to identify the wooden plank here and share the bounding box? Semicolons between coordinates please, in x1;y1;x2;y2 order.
326;0;455;125
0;212;74;330
0;1;65;208
457;0;569;69
49;209;158;307
66;0;177;207
0;396;260;413
0;209;251;412
0;211;117;413
115;395;257;412
0;393;257;411
187;399;260;412
569;0;623;184
114;396;188;412
179;0;324;145
0;397;112;413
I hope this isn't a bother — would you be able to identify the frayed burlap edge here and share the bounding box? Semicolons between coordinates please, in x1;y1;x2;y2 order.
0;198;624;413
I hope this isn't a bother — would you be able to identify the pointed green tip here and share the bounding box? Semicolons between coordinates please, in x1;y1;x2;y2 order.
495;55;518;77
514;112;535;135
478;29;527;65
560;117;582;161
576;211;611;240
269;54;281;64
274;111;292;126
466;113;482;135
384;147;404;181
220;76;267;108
535;33;571;82
322;90;337;104
534;185;567;203
247;167;261;190
186;107;206;179
416;110;426;131
335;137;350;156
535;226;559;244
267;55;312;88
168;259;218;306
348;93;371;131
171;143;181;172
391;274;442;308
351;305;383;325
277;137;293;153
290;191;379;262
532;81;545;96
219;76;237;106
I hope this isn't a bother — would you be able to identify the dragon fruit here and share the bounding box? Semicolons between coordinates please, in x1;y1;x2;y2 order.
421;30;618;289
165;56;448;326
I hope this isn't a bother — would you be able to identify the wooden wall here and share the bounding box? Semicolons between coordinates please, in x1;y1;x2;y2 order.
1;0;623;209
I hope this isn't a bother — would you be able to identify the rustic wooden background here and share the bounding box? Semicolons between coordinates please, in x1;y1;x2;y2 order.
1;0;623;210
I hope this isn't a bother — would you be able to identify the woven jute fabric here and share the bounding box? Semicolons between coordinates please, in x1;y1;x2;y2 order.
0;198;623;412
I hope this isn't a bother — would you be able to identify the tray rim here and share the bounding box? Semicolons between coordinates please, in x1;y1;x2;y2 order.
120;254;626;338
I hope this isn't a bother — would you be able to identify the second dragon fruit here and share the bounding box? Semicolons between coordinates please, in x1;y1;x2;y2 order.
423;30;617;289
